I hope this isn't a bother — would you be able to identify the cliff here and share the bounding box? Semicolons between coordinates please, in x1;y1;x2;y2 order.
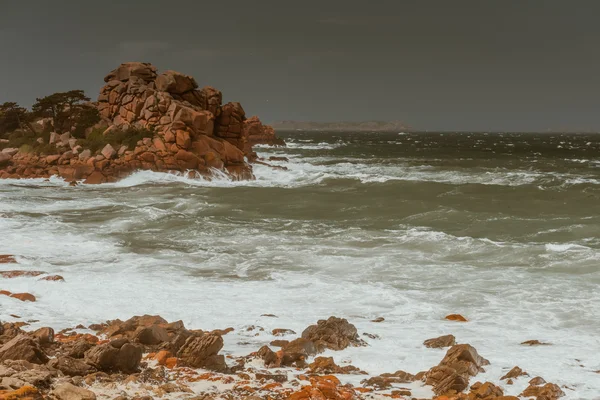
0;62;283;183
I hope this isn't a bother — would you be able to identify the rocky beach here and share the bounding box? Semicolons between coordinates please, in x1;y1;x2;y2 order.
0;258;566;400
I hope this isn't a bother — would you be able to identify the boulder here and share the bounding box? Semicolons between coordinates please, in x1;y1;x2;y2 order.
0;153;11;167
425;344;489;395
301;316;363;351
176;334;227;372
48;356;96;377
134;325;170;345
31;327;54;345
309;357;366;375
155;70;198;94
101;143;116;159
280;338;317;367
1;148;19;156
0;335;48;364
424;334;456;349
53;382;97;400
84;342;142;373
501;366;528;380
104;62;157;83
521;382;565;399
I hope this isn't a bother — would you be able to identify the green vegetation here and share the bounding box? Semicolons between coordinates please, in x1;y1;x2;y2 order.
77;127;155;154
0;102;29;137
0;90;155;157
0;130;60;155
31;90;100;137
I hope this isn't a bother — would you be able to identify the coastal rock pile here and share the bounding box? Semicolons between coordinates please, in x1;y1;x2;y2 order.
0;263;569;400
0;62;284;183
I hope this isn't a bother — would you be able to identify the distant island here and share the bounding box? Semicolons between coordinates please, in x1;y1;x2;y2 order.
271;120;411;132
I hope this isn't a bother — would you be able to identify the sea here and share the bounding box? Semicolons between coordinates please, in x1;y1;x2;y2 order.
1;131;599;399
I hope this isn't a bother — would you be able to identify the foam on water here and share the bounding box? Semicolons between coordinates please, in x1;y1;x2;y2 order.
1;132;600;399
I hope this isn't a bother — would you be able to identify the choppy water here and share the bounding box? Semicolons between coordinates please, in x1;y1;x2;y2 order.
1;131;600;399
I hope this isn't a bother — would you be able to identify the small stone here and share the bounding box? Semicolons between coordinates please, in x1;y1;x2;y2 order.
445;314;468;322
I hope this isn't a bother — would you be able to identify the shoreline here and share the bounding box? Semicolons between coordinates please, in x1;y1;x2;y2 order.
0;261;570;400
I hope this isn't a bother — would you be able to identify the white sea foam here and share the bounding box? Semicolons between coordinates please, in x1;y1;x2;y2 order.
1;137;599;398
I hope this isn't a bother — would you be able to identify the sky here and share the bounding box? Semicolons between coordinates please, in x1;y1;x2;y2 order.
1;0;599;132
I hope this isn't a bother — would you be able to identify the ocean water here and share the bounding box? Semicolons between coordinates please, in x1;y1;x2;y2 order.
1;131;600;399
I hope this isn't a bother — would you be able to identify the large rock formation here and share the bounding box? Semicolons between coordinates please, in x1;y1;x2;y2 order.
0;62;283;183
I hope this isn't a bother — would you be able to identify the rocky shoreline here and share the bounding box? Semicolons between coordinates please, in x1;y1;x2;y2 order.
0;258;567;400
0;62;284;184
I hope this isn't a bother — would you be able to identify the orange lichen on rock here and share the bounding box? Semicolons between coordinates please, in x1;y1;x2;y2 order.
0;291;36;302
0;385;43;400
445;314;468;322
54;333;99;344
0;255;17;264
288;375;356;400
0;270;45;278
40;275;65;282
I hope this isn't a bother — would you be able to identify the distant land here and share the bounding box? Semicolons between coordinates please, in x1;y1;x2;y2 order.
270;120;411;132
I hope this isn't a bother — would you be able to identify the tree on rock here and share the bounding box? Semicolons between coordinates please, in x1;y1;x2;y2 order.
32;90;100;137
0;102;28;137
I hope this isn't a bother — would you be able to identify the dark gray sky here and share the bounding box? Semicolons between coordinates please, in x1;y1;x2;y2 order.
1;1;599;131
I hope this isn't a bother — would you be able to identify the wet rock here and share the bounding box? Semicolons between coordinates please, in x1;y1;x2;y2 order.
301;316;364;351
0;335;48;364
255;372;288;383
439;344;490;375
424;334;456;349
426;365;469;395
521;339;551;346
500;366;529;380
84;343;119;370
445;314;468;322
288;375;355;400
84;342;142;373
280;338;317;367
468;381;505;398
8;292;36;302
425;344;489;395
114;343;143;373
269;340;289;348
67;339;95;359
134;325;170;345
309;357;367;375
521;382;565;399
0;255;17;264
53;382;97;400
177;334;227;372
31;327;54;345
0;270;44;278
272;328;296;336
49;356;96;377
529;376;547;385
371;317;385;323
40;275;65;282
256;345;278;367
362;370;415;389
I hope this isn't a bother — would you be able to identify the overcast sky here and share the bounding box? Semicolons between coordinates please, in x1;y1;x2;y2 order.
1;0;599;131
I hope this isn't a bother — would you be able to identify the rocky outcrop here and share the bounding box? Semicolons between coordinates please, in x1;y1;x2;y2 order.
425;344;489;396
176;334;227;372
0;335;49;364
244;116;284;147
301;316;365;351
424;334;456;348
0;62;285;182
